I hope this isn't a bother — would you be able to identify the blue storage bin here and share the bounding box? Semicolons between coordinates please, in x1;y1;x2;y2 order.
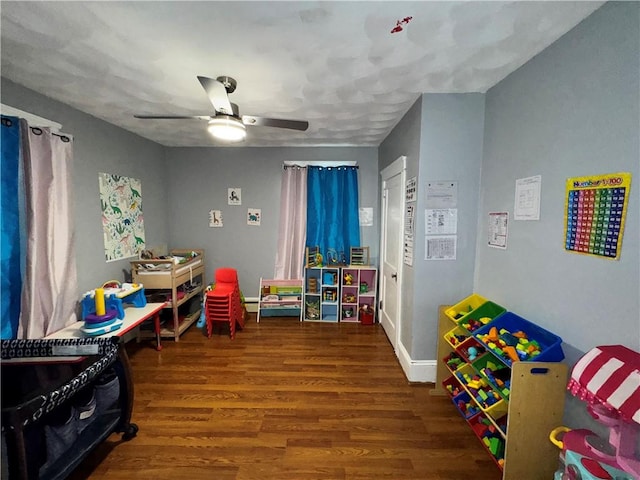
473;312;564;367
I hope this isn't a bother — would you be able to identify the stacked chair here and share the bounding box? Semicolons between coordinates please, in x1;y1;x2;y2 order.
205;267;245;339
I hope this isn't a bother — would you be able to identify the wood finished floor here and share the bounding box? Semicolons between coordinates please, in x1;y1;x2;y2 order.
71;315;501;480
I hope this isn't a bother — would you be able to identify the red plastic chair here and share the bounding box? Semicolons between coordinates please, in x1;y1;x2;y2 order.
205;267;244;339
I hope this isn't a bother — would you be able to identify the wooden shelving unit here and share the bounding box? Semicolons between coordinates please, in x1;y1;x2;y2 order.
131;249;205;341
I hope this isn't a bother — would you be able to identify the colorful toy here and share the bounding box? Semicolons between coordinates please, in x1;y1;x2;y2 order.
343;272;353;285
80;281;146;336
81;282;146;321
477;326;544;364
550;345;639;480
342;293;356;303
467;346;479;361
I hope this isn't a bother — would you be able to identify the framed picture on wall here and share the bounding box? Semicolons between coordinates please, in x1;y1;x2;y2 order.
228;188;241;205
247;208;261;226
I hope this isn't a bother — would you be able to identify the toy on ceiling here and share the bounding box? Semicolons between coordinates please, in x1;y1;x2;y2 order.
549;345;639;480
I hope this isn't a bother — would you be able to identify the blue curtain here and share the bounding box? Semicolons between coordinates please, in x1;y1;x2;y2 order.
1;116;22;339
306;166;360;264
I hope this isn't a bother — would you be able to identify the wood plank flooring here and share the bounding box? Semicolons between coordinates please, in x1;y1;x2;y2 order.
70;315;502;480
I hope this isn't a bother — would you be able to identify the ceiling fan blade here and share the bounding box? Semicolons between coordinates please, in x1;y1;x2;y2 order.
134;115;211;120
197;76;233;115
242;115;309;131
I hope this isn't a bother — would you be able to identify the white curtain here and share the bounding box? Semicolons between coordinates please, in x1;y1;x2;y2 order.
19;123;78;338
274;166;307;279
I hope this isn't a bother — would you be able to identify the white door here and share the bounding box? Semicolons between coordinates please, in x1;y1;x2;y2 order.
379;157;405;352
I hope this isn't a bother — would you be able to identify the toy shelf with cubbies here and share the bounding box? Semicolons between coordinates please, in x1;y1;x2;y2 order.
304;266;377;324
434;295;569;480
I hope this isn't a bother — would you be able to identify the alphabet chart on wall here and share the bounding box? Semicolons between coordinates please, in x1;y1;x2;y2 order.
564;172;631;260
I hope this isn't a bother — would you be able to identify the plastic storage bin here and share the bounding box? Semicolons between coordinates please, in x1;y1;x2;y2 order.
456;301;506;333
452;391;480;419
443;351;465;373
444;325;470;349
472;353;511;401
469;414;505;467
455;337;487;363
442;375;463;398
455;364;508;420
444;294;488;322
474;312;564;367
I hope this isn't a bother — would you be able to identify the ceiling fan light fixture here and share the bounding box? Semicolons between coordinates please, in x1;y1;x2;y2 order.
207;116;246;142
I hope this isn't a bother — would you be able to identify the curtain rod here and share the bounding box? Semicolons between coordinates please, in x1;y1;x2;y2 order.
1;116;71;142
1;103;62;130
282;160;359;170
283;164;359;170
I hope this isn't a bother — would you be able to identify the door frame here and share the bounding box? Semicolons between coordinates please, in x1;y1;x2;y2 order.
379;155;406;354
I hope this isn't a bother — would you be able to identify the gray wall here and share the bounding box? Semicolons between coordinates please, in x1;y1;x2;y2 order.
164;147;379;297
1;78;170;294
476;2;639;362
416;94;485;359
477;1;639;435
378;94;485;361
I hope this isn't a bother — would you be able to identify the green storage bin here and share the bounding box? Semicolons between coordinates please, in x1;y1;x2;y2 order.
456;301;506;333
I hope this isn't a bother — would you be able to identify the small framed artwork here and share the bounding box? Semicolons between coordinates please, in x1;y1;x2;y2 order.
208;210;223;227
247;208;261;226
228;188;241;205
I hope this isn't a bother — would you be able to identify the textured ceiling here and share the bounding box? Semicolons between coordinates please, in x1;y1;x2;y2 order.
1;1;603;147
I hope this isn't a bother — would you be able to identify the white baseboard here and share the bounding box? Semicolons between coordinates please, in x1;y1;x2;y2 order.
397;341;437;383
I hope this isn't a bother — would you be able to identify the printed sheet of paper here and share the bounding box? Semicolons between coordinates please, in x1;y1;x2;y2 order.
406;176;417;202
488;212;508;249
426;181;457;208
359;207;373;226
514;175;541;220
425;208;457;235
405;204;415;235
404;234;414;266
425;235;457;260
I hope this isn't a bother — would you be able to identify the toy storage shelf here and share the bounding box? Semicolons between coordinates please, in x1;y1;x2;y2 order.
433;303;568;480
257;278;303;322
131;249;205;341
304;266;377;323
1;338;137;480
340;266;377;323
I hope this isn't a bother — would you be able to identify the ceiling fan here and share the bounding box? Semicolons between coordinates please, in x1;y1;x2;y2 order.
134;76;309;142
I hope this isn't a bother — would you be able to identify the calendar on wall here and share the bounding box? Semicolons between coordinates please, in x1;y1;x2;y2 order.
564;172;631;260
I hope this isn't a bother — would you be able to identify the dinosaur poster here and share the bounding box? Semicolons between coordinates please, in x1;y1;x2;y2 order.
99;173;145;261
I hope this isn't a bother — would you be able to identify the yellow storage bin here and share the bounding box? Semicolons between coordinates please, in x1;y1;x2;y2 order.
445;325;471;349
445;294;488;323
479;396;508;420
455;363;508;421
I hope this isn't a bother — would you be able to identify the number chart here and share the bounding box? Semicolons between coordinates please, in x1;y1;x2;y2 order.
564;172;631;260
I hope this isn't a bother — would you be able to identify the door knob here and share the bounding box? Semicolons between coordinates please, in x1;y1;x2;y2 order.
391;273;397;280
